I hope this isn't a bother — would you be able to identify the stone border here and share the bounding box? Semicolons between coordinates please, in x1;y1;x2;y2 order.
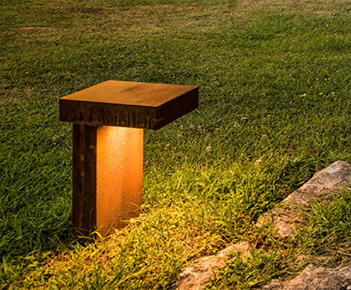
173;161;351;290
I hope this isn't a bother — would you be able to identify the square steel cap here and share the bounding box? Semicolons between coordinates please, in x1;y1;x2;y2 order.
60;80;198;130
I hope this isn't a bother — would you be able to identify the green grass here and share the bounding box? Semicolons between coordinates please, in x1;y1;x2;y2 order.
1;0;351;288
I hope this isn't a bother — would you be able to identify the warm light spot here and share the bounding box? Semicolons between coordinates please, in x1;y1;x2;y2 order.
96;126;143;236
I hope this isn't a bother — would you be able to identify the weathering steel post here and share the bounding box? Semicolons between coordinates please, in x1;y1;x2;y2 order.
60;80;198;237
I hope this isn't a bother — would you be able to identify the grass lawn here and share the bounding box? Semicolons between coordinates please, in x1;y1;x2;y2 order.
1;0;351;288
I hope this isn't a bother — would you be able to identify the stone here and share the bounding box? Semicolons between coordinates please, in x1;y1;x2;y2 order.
285;160;351;205
256;264;351;290
172;242;250;290
258;161;351;238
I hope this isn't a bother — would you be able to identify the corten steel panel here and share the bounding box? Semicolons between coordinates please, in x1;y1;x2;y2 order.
72;124;143;237
96;126;143;236
72;124;97;237
59;80;199;129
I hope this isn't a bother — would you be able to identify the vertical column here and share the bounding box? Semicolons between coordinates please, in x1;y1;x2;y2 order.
72;123;98;237
71;124;143;238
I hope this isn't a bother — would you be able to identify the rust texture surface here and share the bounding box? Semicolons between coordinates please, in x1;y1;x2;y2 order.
72;124;143;238
60;80;198;129
61;81;198;237
96;126;143;236
72;124;97;237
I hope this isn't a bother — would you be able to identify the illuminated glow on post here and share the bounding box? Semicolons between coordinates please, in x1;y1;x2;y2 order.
96;126;143;236
60;80;198;238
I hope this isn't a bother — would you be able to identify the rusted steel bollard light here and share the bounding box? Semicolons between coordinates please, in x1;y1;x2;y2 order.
60;80;198;238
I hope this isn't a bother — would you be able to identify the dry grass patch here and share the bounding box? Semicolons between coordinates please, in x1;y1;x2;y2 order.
237;0;351;15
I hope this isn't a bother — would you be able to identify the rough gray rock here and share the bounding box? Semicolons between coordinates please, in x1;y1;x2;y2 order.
258;160;351;238
286;160;351;205
172;242;250;290
256;264;351;290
